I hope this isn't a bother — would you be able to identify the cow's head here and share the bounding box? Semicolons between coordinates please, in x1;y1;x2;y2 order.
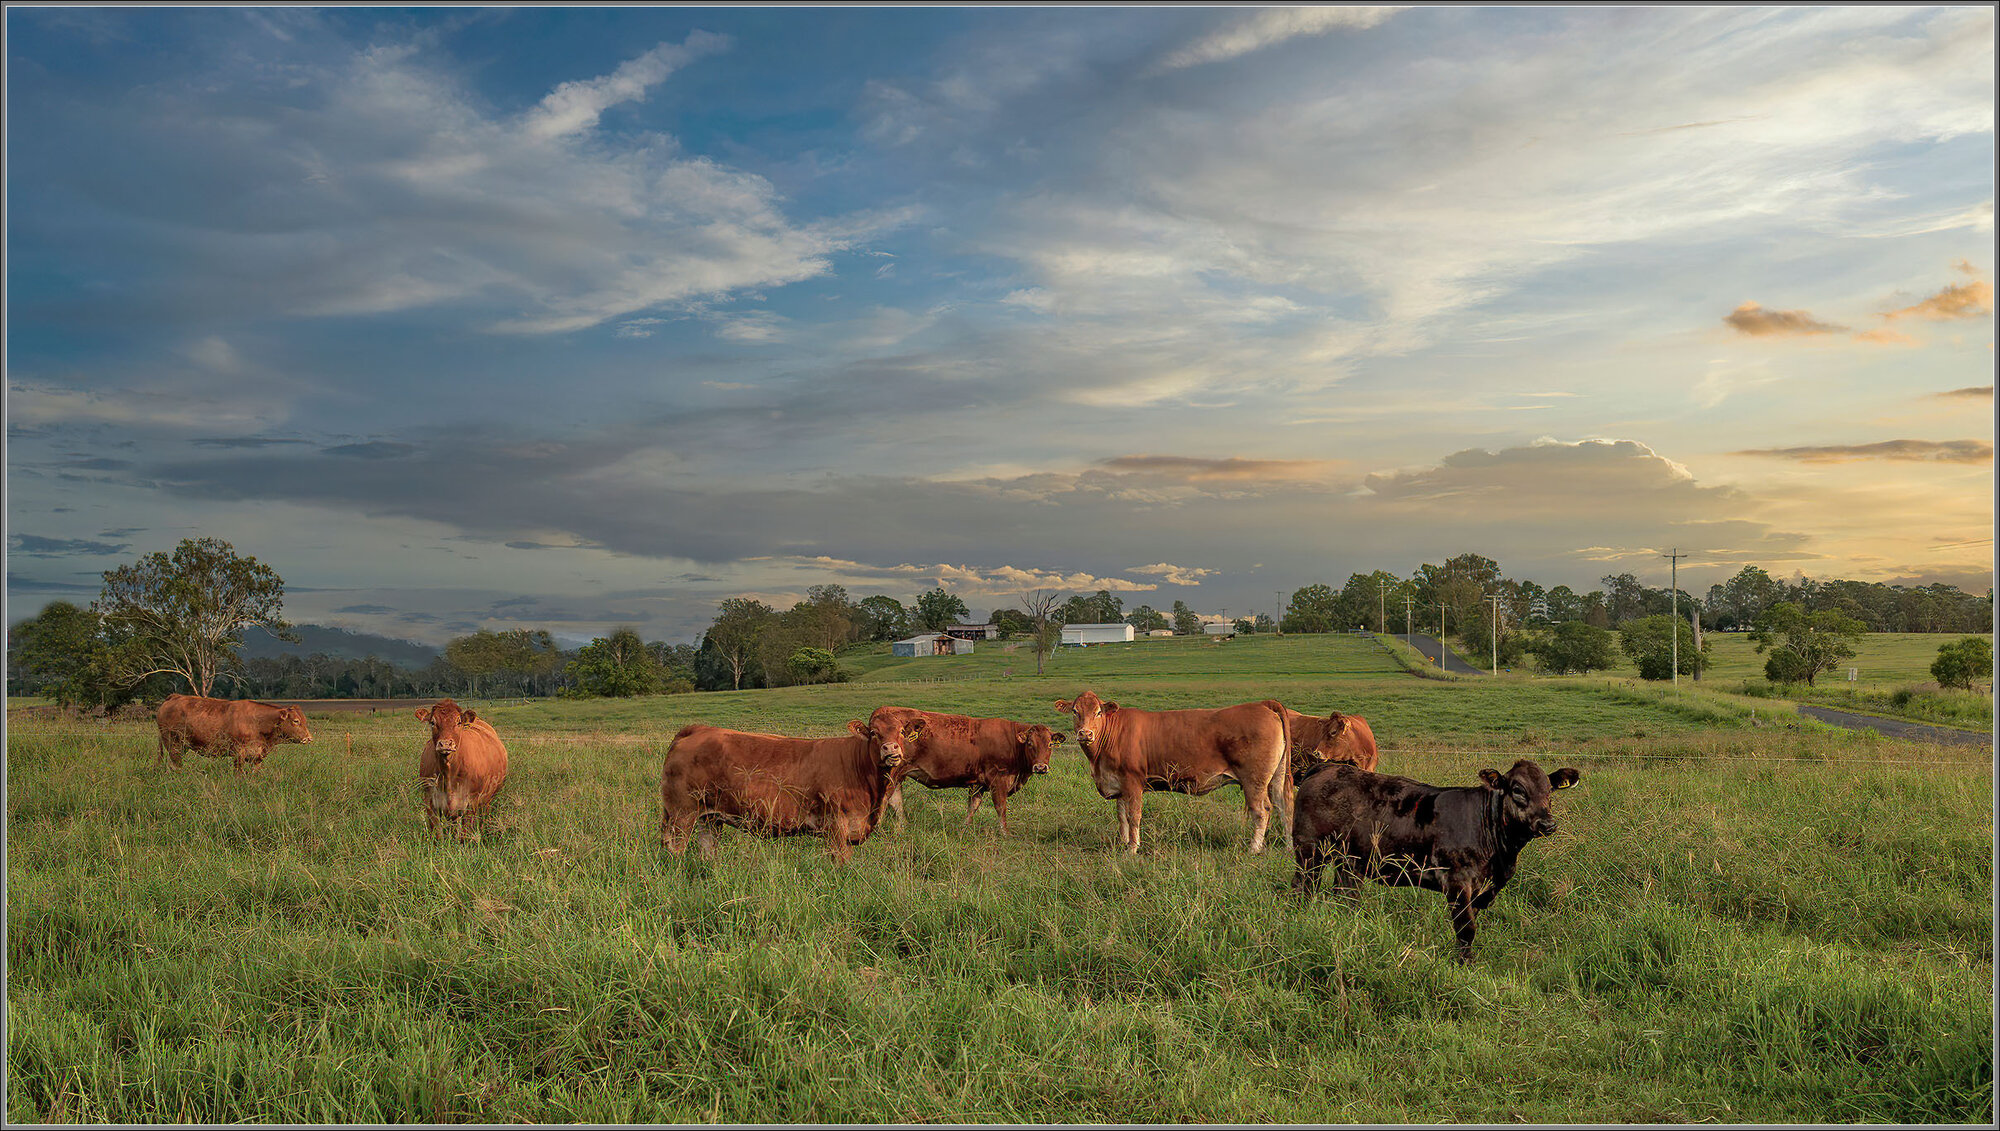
277;705;313;744
1053;692;1114;756
1478;759;1580;839
415;699;477;760
1017;724;1065;774
1294;709;1352;775
849;718;906;769
860;707;926;767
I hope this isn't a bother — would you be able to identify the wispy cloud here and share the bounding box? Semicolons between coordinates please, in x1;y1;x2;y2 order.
1933;385;1993;400
1156;7;1404;71
1128;562;1219;586
1734;439;1992;464
9;533;132;557
521;32;729;141
1096;455;1335;482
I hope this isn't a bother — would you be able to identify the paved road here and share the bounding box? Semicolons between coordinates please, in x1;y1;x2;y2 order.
1798;706;1992;748
1394;633;1488;675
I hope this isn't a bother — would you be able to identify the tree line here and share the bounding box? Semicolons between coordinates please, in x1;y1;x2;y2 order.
8;539;1990;708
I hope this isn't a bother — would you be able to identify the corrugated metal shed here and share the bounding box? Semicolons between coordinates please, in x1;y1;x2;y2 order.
1060;623;1136;646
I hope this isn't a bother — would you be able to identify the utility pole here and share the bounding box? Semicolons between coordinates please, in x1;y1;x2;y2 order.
1405;595;1413;639
1485;593;1504;674
1662;547;1687;690
1275;590;1284;636
1377;579;1389;636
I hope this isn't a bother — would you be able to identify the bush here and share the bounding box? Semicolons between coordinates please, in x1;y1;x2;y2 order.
1929;637;1992;691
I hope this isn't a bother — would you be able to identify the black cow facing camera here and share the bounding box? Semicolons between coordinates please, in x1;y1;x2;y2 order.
1291;758;1582;963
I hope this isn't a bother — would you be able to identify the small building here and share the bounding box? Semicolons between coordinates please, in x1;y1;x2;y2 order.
1203;622;1237;637
1145;628;1175;638
1060;623;1136;647
942;623;999;641
892;633;974;657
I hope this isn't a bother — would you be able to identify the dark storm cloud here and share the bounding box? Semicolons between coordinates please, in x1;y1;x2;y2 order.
9;533;132;557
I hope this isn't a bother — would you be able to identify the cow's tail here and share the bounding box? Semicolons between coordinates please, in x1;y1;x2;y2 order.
1262;700;1294;840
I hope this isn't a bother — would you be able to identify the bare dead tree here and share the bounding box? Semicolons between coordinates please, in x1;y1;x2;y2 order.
1020;589;1063;677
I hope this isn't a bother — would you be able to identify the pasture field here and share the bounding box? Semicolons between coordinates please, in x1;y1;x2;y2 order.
7;634;1993;1124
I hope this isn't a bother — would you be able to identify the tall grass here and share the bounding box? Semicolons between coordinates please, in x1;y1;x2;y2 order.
7;634;1992;1123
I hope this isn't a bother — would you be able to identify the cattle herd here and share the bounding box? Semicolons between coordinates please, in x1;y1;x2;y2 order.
150;691;1581;962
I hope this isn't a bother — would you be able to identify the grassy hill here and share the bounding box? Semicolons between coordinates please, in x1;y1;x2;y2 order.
7;633;1990;1124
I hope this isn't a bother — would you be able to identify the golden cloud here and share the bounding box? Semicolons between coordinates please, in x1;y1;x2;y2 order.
1933;385;1994;400
1853;327;1917;346
1882;279;1993;322
1722;301;1844;337
1733;439;1992;464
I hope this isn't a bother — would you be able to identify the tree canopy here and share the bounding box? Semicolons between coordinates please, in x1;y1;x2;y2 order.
94;537;294;697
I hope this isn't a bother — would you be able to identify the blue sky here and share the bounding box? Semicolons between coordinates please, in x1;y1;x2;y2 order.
7;5;1994;646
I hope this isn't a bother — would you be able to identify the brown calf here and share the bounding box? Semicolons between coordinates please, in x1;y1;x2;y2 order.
864;705;1065;834
415;699;510;840
659;723;901;863
1054;691;1292;854
155;694;312;774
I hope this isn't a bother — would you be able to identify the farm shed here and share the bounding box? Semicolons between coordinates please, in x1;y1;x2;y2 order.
942;623;1000;640
1145;629;1175;638
892;633;974;657
1203;623;1237;636
1060;623;1136;647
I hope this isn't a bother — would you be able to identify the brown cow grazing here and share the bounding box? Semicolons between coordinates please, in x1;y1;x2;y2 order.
865;706;1066;834
1284;707;1380;780
415;699;510;840
1291;758;1581;963
659;722;901;863
1054;691;1292;855
155;693;312;774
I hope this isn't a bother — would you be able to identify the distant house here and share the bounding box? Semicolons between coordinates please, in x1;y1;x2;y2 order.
1202;623;1237;637
1060;623;1136;647
892;633;974;657
942;623;999;641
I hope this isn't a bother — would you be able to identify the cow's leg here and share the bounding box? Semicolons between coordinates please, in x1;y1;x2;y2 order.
989;786;1011;835
1446;884;1479;964
1242;782;1272;855
694;819;720;858
964;785;985;825
885;781;907;830
1291;836;1328;896
1119;780;1144;853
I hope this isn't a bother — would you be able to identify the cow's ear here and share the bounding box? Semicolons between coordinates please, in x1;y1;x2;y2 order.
1051;731;1067;745
848;719;868;737
461;709;477;726
1327;711;1348;735
1053;699;1072;715
414;707;431;723
1478;768;1505;788
1103;701;1119;714
1015;727;1031;745
1549;768;1580;790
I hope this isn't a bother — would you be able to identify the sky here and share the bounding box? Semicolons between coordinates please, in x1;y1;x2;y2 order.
6;5;1994;648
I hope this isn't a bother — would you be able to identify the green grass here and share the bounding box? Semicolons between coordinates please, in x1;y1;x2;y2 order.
8;634;1993;1123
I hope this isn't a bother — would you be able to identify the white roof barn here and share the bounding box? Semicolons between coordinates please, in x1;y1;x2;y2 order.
1060;623;1135;646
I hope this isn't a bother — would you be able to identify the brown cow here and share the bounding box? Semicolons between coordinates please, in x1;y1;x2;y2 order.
1053;691;1292;855
865;706;1066;834
155;693;312;774
415;699;510;840
659;722;901;863
1290;758;1581;963
1283;707;1380;780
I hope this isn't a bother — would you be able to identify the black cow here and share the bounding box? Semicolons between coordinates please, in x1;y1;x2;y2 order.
1290;758;1581;962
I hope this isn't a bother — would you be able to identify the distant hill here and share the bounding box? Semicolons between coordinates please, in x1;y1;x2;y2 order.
236;624;441;669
